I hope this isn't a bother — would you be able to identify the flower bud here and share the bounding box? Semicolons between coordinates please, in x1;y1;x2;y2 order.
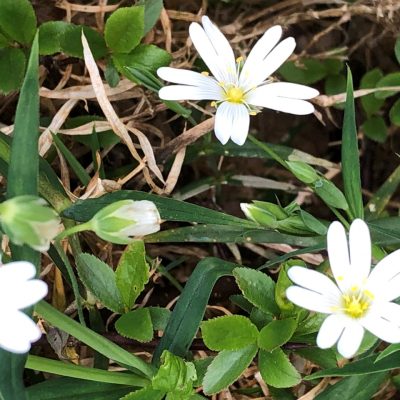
286;161;319;184
88;200;161;244
0;195;61;251
240;203;278;228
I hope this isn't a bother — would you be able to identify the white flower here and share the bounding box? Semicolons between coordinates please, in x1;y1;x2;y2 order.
88;200;161;244
0;261;48;353
157;16;319;145
286;219;400;359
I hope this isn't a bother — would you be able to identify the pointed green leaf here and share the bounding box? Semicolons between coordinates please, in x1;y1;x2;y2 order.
258;319;297;351
144;0;163;34
115;308;153;342
201;315;259;351
342;67;363;219
203;344;258;395
148;307;171;330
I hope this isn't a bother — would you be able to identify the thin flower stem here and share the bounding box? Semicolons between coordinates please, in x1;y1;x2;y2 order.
54;239;86;326
328;205;350;229
248;135;288;168
56;222;91;241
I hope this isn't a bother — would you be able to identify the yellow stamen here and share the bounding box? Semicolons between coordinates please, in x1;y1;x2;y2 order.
201;71;209;76
249;111;257;116
342;290;371;319
337;275;344;281
236;56;244;63
225;86;244;103
210;101;217;108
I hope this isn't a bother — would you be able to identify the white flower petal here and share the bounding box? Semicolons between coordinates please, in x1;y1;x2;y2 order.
158;85;222;101
0;310;42;353
214;102;250;145
246;82;319;100
239;25;282;88
316;314;347;349
367;249;400;300
120;222;160;237
337;320;364;358
157;67;220;88
286;286;335;314
349;219;371;282
372;301;400;325
201;16;236;83
327;221;350;291
189;22;234;84
246;92;315;115
362;313;400;343
287;266;341;298
0;261;36;282
6;280;48;310
243;37;296;88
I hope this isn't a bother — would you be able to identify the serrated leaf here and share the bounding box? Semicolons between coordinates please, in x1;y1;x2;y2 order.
201;315;259;351
0;0;36;44
39;21;71;55
375;72;400;99
152;351;197;398
259;348;301;388
361;116;387;143
258;319;297;352
144;0;163;34
342;67;363;219
105;6;144;53
122;387;164;400
203;344;258;395
76;253;124;313
233;267;279;315
148;307;171;330
360;68;384;116
0;47;26;94
60;24;107;59
115;240;149;310
115;308;153;343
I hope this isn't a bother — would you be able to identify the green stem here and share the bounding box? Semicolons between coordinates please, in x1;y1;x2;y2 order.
56;221;92;241
328;206;349;228
248;135;288;168
54;240;86;326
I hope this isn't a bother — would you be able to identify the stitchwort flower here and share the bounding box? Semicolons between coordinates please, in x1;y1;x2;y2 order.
0;261;48;353
157;16;319;145
286;219;400;358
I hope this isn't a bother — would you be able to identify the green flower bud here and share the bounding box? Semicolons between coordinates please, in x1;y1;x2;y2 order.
252;201;288;220
240;203;278;228
0;195;61;251
286;161;319;184
87;200;161;244
276;215;312;235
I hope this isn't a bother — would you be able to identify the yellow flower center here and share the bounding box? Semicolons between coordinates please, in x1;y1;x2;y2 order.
341;288;374;319
225;86;245;103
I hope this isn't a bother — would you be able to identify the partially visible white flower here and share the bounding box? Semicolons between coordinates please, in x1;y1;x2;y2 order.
86;200;161;244
0;195;61;251
0;261;48;353
286;219;400;358
157;16;319;146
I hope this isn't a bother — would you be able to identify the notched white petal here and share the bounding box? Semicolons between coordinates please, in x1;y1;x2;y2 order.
159;85;222;101
337;321;364;358
250;82;319;100
247;94;315;115
349;219;371;281
316;314;346;349
286;286;334;314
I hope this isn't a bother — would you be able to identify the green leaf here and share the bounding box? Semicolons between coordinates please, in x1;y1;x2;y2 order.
389;98;400;126
144;0;163;34
233;267;279;315
105;6;144;53
115;308;153;342
122;387;165;400
62;190;255;228
0;47;26;94
203;344;258;395
27;377;135;400
115;240;149;310
35;301;155;377
113;44;172;73
201;315;259;351
39;21;71;55
278;59;327;84
60;24;107;59
76;253;124;313
149;307;171;330
315;372;388;400
153;258;236;363
361;115;387;143
313;178;349;210
105;59;120;88
342;67;363;219
26;355;148;386
360;68;384;116
152;351;197;398
259;348;301;388
258;319;297;351
306;352;400;379
324;74;346;109
296;348;337;369
286;161;319;184
395;36;400;65
0;0;36;44
375;72;400;99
